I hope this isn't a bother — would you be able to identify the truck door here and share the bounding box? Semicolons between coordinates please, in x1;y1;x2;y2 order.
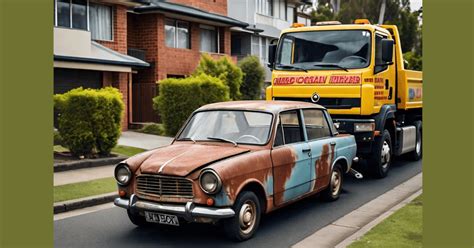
301;109;336;192
272;110;312;206
373;33;396;106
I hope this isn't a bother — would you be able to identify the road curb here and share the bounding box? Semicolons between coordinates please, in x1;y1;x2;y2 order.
293;173;422;248
54;156;126;172
54;192;117;214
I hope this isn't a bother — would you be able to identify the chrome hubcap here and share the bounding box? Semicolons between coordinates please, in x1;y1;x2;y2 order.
381;140;391;169
415;136;421;155
331;170;341;196
239;201;256;234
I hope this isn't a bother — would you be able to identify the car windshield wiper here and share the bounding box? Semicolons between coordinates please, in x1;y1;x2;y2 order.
276;64;308;72
177;137;196;143
207;136;237;147
314;63;349;72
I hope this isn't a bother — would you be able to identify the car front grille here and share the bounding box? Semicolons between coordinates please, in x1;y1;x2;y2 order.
136;174;194;199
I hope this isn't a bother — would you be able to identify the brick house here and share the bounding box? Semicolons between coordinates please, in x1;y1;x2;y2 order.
53;0;150;130
127;0;248;122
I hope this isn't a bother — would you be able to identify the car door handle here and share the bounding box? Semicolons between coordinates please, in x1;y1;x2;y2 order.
302;148;311;152
330;142;336;146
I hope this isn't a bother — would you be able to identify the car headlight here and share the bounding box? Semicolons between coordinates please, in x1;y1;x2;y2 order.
114;163;132;186
354;122;375;132
199;170;222;194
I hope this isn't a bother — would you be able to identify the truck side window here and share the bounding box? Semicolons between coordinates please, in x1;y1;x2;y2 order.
375;34;389;73
279;110;304;144
303;109;331;140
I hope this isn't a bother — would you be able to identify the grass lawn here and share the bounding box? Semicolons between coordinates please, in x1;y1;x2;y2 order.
349;195;423;248
54;177;116;203
53;145;146;157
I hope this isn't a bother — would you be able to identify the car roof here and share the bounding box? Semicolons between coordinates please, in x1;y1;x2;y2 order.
196;100;325;114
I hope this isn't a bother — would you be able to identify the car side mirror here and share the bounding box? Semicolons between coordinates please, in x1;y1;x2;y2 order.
381;39;394;63
268;44;277;69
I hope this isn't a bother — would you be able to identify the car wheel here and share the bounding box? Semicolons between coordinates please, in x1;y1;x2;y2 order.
127;209;149;227
322;164;343;201
408;121;422;161
223;191;261;241
369;129;392;178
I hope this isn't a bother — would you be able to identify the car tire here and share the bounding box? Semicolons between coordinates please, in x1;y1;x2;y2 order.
223;191;261;241
322;164;343;201
408;121;422;161
127;209;149;227
369;129;392;178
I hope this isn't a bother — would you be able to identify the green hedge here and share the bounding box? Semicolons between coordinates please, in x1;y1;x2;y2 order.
194;54;243;100
153;74;230;136
238;55;266;100
54;87;124;157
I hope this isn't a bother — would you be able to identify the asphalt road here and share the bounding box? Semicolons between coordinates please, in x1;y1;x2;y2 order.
54;159;422;248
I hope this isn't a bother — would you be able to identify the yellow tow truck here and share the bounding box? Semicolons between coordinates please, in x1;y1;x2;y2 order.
266;19;422;178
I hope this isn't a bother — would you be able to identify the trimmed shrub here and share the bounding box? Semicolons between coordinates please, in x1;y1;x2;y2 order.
153;74;230;136
54;87;124;157
53;130;63;146
238;55;266;100
194;54;243;100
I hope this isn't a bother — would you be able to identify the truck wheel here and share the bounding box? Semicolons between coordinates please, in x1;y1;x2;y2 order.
408;121;422;161
369;129;392;178
322;164;343;201
223;191;261;241
127;209;149;227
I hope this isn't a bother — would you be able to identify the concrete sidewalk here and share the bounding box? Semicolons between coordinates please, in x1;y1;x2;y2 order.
118;131;173;150
55;131;173;186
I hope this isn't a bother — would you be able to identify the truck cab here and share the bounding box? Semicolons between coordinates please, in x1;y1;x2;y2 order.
266;20;422;178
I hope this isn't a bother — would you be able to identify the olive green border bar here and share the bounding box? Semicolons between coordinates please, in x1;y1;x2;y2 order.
0;0;53;247
424;0;473;247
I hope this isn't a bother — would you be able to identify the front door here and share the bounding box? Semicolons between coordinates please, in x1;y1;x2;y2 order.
272;110;312;206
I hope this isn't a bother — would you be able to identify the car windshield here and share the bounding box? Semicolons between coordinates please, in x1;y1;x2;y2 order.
178;110;273;145
275;30;371;70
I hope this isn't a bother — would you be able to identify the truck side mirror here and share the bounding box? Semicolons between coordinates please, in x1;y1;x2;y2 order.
381;39;394;63
268;44;277;69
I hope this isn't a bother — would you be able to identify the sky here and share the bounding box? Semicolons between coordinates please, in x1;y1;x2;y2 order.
410;0;423;12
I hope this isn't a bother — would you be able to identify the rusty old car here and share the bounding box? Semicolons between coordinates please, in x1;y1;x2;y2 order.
114;101;357;241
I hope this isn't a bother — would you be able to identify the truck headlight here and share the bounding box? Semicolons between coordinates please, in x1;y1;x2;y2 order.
199;170;222;194
354;123;375;132
115;163;131;186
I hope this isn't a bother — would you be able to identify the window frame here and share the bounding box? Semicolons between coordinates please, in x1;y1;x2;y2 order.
54;0;90;31
273;109;306;147
89;2;114;41
199;24;220;53
165;18;191;49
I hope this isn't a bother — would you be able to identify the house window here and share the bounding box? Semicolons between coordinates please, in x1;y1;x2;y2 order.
55;0;88;30
257;0;273;16
90;3;113;41
200;25;219;53
165;19;190;49
251;35;260;56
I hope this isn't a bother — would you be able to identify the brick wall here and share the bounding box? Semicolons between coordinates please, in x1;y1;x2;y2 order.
96;5;128;53
104;71;129;130
169;0;228;15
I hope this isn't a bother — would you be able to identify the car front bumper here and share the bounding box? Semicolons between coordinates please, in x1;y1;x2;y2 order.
114;194;235;222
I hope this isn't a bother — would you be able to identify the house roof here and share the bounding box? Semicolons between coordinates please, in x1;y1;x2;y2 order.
54;41;149;68
134;1;248;28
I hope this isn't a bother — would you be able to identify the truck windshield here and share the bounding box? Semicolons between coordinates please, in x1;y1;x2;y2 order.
275;30;371;71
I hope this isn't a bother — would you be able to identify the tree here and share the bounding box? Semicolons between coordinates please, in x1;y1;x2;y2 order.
238;56;266;100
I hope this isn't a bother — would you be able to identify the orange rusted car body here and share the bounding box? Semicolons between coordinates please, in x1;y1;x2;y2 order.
114;101;357;223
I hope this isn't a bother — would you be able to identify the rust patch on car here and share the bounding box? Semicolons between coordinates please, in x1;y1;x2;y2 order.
271;147;297;205
313;144;335;191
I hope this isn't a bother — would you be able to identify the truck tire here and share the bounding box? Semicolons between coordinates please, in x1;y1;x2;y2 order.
408;121;422;161
322;164;343;201
223;191;261;241
369;129;392;178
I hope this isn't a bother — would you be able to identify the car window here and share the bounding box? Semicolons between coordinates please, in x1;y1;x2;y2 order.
303;109;331;140
274;117;285;147
278;110;304;144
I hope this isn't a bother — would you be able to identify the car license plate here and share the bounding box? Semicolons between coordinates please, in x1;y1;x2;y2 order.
145;212;179;226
